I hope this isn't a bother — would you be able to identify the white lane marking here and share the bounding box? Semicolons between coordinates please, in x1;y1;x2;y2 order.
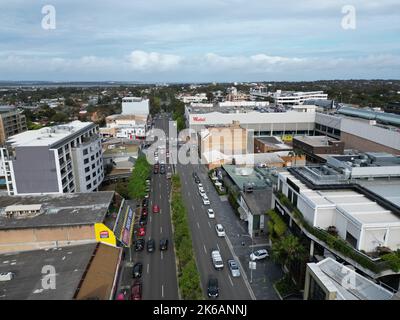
188;191;191;196
228;275;234;287
161;285;164;298
147;264;150;274
203;245;207;254
150;216;152;223
208;221;211;229
184;180;187;186
161;251;164;260
217;244;220;251
197;222;200;229
160;227;163;234
192;205;195;211
159;194;161;200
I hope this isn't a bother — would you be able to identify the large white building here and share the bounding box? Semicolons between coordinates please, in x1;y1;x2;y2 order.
273;90;328;105
0;121;104;195
177;93;208;104
121;97;150;116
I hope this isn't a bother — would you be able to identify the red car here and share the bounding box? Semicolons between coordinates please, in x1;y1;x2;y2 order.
141;207;148;216
138;227;146;237
131;281;142;300
152;204;160;213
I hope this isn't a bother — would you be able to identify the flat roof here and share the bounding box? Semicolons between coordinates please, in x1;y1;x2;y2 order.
281;171;400;226
0;244;96;300
0;192;114;230
223;164;272;189
255;136;292;149
359;179;400;208
309;257;393;300
241;189;272;216
294;135;340;147
7;121;95;147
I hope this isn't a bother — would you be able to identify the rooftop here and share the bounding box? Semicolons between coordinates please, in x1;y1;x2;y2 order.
7;121;95;148
280;171;400;227
0;244;96;300
293;135;342;147
223;164;275;190
255;136;292;150
241;189;272;216
308;257;394;300
0;191;114;230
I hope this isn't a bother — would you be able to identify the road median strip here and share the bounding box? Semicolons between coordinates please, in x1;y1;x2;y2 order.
170;174;203;300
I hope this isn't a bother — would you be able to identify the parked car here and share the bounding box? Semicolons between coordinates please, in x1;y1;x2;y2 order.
116;289;128;300
160;238;169;251
132;262;143;278
0;272;14;281
138;227;146;237
250;249;269;261
153;166;159;174
139;215;148;226
141;207;148;216
147;239;155;253
131;281;142;300
227;259;241;277
202;195;210;205
215;224;225;237
207;208;215;218
152;204;160;213
207;277;219;298
142;198;149;208
134;239;145;251
211;250;224;270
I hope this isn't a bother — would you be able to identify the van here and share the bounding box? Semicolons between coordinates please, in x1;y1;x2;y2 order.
211;250;224;270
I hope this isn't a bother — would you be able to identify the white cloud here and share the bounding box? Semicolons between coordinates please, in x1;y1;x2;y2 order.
126;50;182;72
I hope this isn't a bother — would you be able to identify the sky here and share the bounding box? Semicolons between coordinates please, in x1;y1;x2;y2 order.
0;0;399;82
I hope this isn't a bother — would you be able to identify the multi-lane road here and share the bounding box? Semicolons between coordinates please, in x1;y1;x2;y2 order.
117;113;254;300
118;115;179;300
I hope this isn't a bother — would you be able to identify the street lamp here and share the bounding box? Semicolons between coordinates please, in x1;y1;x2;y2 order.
241;233;254;283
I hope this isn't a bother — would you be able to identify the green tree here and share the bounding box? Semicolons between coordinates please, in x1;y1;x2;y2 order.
127;155;151;200
272;235;307;269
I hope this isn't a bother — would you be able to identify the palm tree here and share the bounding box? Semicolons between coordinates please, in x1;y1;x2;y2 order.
271;235;307;271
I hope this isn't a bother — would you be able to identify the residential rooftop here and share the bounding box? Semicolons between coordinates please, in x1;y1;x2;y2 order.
7;121;95;148
0;191;114;230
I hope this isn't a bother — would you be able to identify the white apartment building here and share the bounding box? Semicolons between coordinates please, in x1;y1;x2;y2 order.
122;97;150;116
0;121;104;195
273;90;328;105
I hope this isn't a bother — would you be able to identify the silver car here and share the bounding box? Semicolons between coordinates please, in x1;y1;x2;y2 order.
227;259;241;277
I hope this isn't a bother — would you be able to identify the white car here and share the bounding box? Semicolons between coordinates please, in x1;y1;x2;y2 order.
228;259;241;278
250;249;269;261
215;224;225;237
202;196;210;205
207;208;215;218
0;272;15;281
198;183;203;188
199;187;205;196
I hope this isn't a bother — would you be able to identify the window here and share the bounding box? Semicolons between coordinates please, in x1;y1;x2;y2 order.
91;155;95;161
92;172;96;178
86;175;91;182
83;148;88;156
92;164;95;169
84;158;89;164
86;183;92;189
85;166;90;173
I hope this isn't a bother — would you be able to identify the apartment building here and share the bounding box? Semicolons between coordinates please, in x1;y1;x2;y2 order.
99;114;147;139
0;106;27;145
0;121;104;195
